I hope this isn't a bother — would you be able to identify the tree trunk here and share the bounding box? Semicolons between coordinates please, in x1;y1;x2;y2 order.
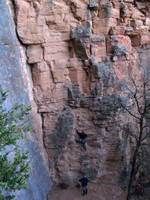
127;120;143;200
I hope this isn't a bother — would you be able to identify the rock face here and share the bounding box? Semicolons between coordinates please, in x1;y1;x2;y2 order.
0;0;51;199
1;0;150;199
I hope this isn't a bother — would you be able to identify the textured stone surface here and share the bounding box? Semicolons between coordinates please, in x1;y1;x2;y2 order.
0;0;51;199
27;45;43;64
2;0;150;199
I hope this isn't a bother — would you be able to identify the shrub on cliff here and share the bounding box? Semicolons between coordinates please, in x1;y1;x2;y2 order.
0;88;31;200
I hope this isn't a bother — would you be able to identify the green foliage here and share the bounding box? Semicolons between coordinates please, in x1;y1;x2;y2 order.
0;88;31;200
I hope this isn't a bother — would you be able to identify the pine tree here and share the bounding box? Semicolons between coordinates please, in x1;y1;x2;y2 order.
0;88;31;200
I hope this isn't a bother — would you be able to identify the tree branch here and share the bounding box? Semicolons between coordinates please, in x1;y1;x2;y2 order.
131;77;142;115
141;132;149;142
120;103;140;120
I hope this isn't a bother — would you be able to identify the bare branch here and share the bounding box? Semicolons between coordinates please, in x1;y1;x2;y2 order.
137;95;144;100
131;79;143;115
143;77;150;87
142;132;150;142
143;125;150;129
143;75;150;115
126;85;135;96
125;68;150;200
146;103;150;107
130;133;138;142
134;93;142;115
127;73;144;115
141;143;150;147
120;102;140;120
143;69;150;83
143;78;147;114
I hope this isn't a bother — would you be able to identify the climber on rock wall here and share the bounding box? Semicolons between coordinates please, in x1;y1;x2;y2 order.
79;176;89;196
75;130;87;150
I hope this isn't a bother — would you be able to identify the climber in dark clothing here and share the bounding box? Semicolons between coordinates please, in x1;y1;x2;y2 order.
79;176;89;195
76;130;87;150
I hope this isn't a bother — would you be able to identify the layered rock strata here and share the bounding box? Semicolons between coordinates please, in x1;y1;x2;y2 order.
10;0;150;199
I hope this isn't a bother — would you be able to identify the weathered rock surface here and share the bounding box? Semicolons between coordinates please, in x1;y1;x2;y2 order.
0;0;52;199
1;0;150;199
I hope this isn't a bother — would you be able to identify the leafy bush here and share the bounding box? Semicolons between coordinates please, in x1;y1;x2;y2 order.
0;88;31;200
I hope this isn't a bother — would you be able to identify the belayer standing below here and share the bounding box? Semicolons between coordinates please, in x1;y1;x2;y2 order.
79;176;89;195
76;130;87;150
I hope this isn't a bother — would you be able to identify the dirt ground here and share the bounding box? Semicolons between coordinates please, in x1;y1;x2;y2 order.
49;183;126;200
49;183;150;200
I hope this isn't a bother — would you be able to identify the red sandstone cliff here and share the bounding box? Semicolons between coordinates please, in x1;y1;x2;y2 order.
11;0;150;199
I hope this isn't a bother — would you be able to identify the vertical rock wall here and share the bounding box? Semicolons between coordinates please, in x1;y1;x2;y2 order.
0;0;51;199
2;0;150;199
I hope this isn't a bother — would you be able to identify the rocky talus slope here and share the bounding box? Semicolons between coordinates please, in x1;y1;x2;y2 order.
10;0;150;199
